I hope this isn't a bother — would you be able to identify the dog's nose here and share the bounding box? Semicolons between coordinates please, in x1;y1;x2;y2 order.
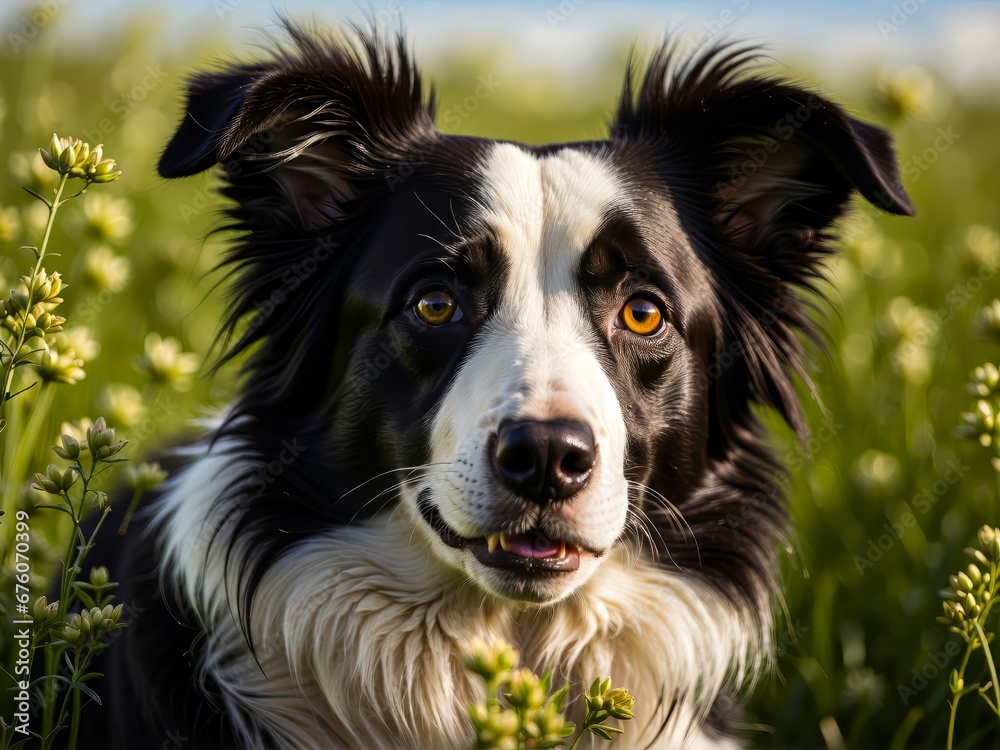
493;419;596;503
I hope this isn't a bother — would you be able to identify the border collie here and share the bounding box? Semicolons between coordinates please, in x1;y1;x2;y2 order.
110;22;913;750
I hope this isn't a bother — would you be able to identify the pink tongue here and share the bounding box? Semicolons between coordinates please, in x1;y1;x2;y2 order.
508;533;561;558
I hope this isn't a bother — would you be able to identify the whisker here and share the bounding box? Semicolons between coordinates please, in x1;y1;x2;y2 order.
335;462;453;505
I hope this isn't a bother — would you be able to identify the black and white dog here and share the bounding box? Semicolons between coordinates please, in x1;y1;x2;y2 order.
111;23;913;750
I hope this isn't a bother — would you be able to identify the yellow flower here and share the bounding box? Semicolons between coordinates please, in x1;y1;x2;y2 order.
79;193;133;243
83;245;131;292
965;224;1000;269
101;383;145;427
38;134;122;183
134;332;200;390
57;326;100;362
0;205;21;244
36;347;85;385
876;65;935;119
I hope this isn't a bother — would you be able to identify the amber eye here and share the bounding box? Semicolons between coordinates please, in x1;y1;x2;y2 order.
620;297;664;336
414;290;462;326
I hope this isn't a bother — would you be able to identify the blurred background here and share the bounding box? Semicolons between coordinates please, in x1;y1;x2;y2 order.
1;0;998;747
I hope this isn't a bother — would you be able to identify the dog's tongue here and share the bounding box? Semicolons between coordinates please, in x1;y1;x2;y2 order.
508;532;560;558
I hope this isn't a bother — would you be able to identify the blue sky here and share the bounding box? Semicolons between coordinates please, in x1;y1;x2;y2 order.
5;0;999;89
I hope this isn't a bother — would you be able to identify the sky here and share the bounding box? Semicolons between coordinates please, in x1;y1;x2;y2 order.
4;0;999;91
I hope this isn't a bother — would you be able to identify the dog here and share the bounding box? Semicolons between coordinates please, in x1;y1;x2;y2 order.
107;22;914;750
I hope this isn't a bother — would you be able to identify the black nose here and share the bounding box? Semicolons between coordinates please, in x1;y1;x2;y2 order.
492;419;596;503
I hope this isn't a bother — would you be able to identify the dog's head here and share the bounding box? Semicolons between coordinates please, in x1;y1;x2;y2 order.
159;26;912;611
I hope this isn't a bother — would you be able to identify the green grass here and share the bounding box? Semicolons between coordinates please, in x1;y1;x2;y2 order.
0;11;998;749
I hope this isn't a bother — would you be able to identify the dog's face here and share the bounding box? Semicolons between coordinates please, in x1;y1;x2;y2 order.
394;143;721;602
159;29;912;613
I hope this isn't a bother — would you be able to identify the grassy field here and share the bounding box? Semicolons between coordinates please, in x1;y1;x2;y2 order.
0;8;998;749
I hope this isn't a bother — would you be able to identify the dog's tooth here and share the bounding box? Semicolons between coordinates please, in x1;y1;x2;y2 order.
558;540;566;559
499;531;511;552
487;533;500;553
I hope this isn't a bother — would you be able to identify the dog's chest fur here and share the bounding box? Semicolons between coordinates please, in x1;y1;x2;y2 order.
160;448;755;749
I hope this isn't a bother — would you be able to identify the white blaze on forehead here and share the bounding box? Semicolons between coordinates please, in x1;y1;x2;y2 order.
428;143;630;549
478;143;623;301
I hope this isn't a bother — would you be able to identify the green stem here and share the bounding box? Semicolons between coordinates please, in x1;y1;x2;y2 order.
948;646;974;750
67;674;81;750
0;173;67;425
974;618;1000;712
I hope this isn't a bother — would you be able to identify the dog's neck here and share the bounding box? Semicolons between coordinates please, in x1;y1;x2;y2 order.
159;453;762;749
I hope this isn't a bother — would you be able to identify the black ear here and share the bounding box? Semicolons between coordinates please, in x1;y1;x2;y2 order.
158;24;437;228
611;43;915;441
158;70;253;179
613;44;914;245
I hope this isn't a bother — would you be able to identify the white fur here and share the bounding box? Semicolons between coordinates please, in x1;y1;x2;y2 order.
424;144;632;601
154;143;767;749
159;474;760;748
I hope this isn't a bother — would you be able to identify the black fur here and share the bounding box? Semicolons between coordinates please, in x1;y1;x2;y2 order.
101;23;913;748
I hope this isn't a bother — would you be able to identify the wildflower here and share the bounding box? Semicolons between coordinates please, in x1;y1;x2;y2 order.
32;596;60;626
0;205;21;244
101;383;145;427
79;193;133;242
939;525;1000;636
32;464;78;495
134;332;200;389
881;297;939;384
465;637;519;685
38;134;122;184
522;700;575;749
975;300;1000;342
122;461;168;495
852;450;902;497
505;667;547;710
86;416;127;462
469;701;519;750
585;678;636;723
965;225;1000;269
57;326;100;362
36;347;85;385
875;65;935;120
82;245;131;292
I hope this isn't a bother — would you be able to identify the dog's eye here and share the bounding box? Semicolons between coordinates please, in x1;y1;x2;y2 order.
414;290;463;326
619;297;664;336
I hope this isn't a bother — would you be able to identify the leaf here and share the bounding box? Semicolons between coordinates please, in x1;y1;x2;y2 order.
549;684;571;712
540;669;552;694
33;504;75;519
20;186;50;207
588;724;624;740
74;587;97;610
69;681;102;706
76;671;105;682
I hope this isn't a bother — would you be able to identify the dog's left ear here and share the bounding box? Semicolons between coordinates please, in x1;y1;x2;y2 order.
613;45;914;246
158;25;436;228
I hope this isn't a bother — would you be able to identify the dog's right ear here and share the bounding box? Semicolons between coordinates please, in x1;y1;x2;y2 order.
158;70;256;179
158;26;437;228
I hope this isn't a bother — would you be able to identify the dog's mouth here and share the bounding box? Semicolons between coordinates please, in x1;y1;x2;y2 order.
471;530;582;572
417;491;589;574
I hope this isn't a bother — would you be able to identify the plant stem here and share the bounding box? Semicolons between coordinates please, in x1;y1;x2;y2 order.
947;645;973;750
0;173;67;426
